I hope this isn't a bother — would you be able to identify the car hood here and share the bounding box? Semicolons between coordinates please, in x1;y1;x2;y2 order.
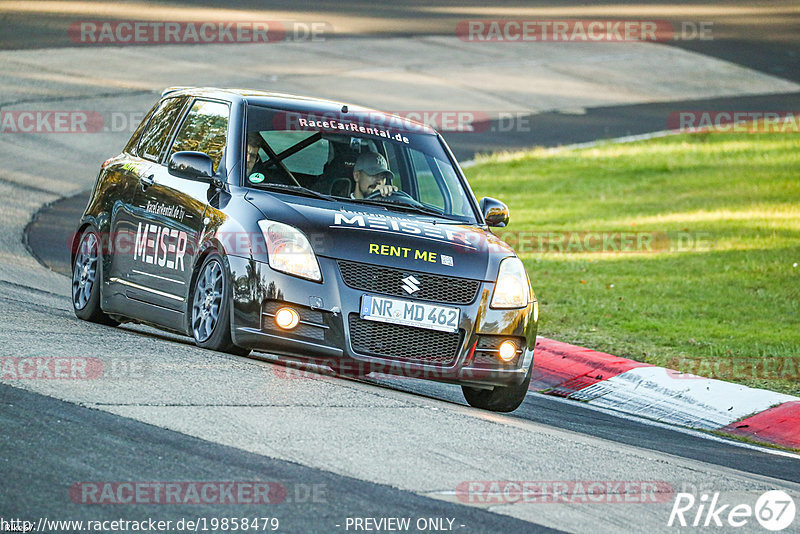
244;191;515;281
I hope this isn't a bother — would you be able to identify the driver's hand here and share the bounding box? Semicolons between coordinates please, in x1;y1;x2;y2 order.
372;184;398;197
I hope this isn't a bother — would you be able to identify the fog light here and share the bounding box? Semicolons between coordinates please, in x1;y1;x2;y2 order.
275;307;300;330
498;340;517;362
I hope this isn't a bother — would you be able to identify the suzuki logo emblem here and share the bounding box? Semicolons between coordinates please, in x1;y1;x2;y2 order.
401;275;420;294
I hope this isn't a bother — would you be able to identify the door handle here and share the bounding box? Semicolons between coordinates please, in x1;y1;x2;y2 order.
140;174;155;190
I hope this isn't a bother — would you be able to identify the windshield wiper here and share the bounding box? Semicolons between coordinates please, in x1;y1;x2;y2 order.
254;183;335;201
346;198;465;222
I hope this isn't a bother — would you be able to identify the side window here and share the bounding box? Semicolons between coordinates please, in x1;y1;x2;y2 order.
137;97;186;162
170;100;230;172
124;102;158;155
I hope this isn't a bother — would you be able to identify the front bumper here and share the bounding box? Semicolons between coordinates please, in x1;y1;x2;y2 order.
228;255;537;387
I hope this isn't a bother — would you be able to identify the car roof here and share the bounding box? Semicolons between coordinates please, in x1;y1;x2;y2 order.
161;86;437;135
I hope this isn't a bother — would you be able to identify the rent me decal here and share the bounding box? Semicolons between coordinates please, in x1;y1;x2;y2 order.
368;243;447;264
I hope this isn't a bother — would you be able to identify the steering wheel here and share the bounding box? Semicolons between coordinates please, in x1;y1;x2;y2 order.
364;188;421;206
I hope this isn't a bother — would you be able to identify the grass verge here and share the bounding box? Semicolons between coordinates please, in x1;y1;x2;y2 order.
465;132;800;396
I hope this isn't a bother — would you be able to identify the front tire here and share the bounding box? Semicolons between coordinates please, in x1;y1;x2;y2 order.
72;229;118;326
190;253;250;356
462;363;532;413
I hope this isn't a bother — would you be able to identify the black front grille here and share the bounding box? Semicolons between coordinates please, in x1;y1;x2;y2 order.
348;314;462;366
338;260;480;304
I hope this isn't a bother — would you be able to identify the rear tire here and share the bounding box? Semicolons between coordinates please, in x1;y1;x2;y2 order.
72;229;119;326
462;363;532;412
190;253;250;357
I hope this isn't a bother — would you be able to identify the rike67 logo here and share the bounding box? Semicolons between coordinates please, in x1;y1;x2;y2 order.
668;490;796;531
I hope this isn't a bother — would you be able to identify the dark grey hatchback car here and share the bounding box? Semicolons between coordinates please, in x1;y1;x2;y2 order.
72;87;539;412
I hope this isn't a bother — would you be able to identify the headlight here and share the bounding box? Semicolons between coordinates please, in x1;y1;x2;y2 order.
490;257;530;308
258;220;322;282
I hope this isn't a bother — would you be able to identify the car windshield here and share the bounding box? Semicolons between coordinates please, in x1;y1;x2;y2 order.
244;105;478;223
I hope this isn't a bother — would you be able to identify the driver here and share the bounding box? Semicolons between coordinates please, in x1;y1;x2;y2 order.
352;152;398;198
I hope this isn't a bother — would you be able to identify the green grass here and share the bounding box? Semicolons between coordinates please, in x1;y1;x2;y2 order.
465;132;800;396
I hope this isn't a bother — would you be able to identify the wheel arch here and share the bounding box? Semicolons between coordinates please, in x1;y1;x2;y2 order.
72;213;111;281
71;222;93;268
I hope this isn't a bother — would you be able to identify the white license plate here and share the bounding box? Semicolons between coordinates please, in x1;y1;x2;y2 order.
360;294;460;333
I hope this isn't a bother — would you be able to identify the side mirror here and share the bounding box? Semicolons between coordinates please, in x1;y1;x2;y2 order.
480;197;510;227
168;151;214;182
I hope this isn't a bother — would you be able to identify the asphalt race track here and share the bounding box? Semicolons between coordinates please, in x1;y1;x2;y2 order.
2;2;799;533
1;383;556;532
